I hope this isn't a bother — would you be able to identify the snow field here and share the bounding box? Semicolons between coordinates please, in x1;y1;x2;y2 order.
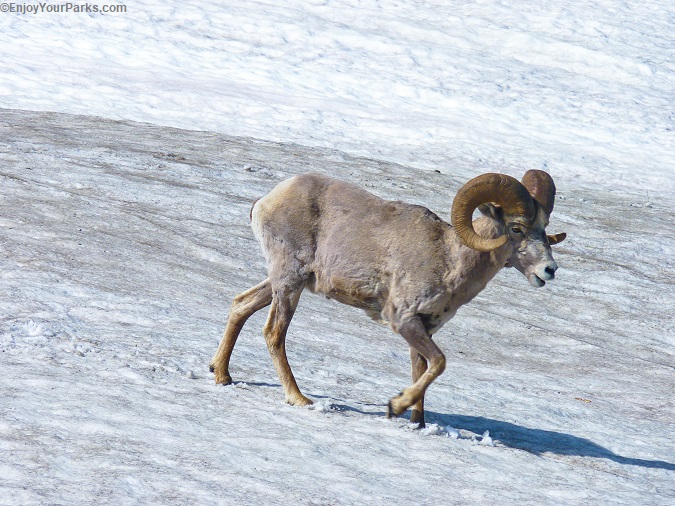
1;0;674;503
0;110;673;504
1;1;672;193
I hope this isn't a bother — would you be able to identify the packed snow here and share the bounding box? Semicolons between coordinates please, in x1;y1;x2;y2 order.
0;0;673;504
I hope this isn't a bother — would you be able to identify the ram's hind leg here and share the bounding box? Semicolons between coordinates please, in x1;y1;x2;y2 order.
263;283;312;406
210;279;273;384
388;317;445;418
409;348;428;427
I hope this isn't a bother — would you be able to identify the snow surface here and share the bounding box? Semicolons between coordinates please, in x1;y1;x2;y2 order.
1;0;674;504
1;1;673;193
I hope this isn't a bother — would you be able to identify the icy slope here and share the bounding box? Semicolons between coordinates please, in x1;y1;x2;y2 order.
0;109;673;505
1;1;672;193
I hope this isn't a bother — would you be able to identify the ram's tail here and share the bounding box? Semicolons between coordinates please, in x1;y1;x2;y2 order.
250;198;260;221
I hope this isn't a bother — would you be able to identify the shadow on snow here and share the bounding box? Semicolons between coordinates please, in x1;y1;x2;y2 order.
233;384;674;471
428;411;675;471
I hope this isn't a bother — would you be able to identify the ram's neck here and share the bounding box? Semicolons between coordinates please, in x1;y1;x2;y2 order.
443;216;511;307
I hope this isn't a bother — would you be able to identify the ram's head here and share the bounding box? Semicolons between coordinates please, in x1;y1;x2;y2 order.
451;170;567;287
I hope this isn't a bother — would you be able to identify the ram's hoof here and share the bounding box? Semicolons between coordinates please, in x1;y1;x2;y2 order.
387;400;403;418
211;368;232;385
286;393;313;406
410;409;426;427
387;391;409;418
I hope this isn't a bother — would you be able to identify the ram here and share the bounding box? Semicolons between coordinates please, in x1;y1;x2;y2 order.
210;171;566;426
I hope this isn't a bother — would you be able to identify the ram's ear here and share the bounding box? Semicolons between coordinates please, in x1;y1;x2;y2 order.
477;203;504;223
548;232;567;245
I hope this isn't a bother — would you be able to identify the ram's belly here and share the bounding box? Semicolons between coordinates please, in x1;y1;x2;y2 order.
307;272;384;314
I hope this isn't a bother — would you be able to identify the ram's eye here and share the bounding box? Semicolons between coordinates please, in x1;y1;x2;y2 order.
511;226;523;234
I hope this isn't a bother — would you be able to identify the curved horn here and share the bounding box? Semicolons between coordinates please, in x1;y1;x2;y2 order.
521;169;556;216
451;173;535;252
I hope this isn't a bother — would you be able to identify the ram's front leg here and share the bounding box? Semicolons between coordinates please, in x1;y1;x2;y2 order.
387;317;445;419
409;347;428;427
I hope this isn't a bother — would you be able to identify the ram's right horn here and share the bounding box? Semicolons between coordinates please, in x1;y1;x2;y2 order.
451;173;535;252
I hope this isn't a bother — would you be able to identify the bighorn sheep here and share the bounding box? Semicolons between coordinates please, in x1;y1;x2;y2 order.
210;171;566;426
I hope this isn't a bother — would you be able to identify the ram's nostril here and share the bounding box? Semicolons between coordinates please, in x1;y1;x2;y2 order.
544;266;556;278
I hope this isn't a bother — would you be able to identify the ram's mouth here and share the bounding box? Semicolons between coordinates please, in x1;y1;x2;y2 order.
528;273;546;288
